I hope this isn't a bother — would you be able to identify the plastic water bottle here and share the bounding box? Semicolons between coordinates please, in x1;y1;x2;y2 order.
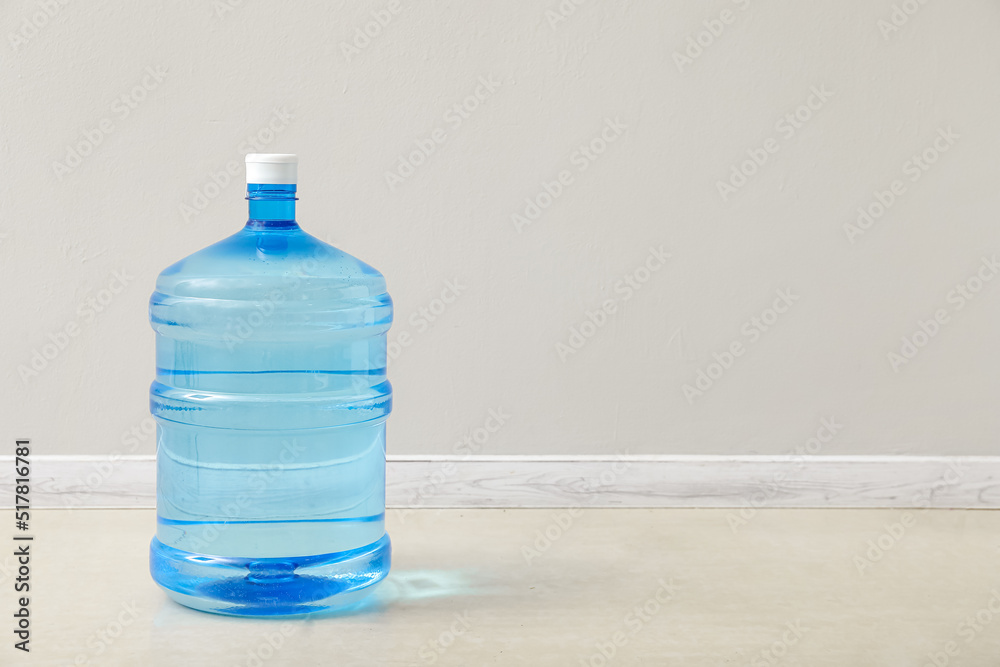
149;154;392;616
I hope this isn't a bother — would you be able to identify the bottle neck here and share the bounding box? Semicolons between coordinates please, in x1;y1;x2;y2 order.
246;183;298;230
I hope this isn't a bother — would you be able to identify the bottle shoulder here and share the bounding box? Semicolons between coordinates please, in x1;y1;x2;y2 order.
154;226;388;302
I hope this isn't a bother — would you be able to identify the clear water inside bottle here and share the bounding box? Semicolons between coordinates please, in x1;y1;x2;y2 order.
148;181;392;616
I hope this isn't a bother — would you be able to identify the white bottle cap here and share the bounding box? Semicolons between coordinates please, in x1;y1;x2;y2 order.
245;154;297;185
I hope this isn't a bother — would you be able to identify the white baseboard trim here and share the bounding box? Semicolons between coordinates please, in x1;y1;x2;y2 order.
0;454;997;509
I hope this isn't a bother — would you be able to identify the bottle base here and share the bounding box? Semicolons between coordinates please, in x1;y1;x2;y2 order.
150;533;391;617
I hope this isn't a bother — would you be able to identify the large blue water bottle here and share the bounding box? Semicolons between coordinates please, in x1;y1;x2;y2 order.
149;154;392;616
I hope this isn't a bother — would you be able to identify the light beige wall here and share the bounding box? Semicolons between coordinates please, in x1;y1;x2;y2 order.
3;0;1000;456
